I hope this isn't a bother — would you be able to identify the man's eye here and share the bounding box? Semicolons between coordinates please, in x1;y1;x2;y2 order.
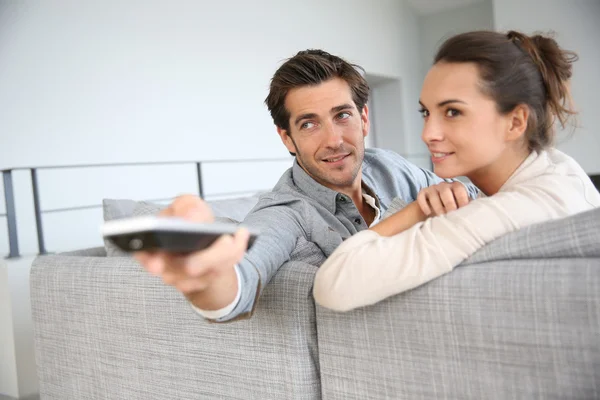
336;112;351;120
418;108;429;118
301;121;315;130
446;108;460;117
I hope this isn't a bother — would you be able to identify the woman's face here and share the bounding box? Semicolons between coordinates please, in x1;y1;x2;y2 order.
419;62;516;180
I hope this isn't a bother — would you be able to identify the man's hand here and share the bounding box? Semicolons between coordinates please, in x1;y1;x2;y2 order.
417;181;470;217
134;195;250;311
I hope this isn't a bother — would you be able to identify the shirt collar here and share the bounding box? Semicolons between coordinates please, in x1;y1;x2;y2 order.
291;158;381;216
363;191;381;226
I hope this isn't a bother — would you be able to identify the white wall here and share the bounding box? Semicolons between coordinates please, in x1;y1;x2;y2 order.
0;0;421;171
393;5;426;159
493;0;600;174
419;0;494;78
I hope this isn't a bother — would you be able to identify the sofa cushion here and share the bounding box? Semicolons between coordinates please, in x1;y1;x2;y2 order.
463;207;600;266
102;199;146;256
102;198;138;221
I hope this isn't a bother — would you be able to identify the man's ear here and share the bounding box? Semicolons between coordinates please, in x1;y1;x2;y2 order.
506;104;529;142
361;105;370;139
277;126;297;155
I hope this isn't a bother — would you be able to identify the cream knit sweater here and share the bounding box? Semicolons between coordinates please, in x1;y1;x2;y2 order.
314;149;600;311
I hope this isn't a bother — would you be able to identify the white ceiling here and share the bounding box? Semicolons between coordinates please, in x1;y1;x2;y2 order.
406;0;486;15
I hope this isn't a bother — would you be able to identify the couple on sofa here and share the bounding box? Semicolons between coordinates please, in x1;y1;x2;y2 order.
135;29;600;322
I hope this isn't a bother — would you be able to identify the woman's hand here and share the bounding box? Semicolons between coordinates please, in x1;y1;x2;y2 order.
417;181;471;217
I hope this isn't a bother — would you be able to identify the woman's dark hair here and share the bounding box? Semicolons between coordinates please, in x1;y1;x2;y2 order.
434;30;578;151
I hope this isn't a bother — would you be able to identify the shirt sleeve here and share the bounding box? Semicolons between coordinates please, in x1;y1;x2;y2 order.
190;264;242;319
207;197;307;322
313;179;579;312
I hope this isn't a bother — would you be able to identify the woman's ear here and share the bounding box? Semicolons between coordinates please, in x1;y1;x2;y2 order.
506;104;529;142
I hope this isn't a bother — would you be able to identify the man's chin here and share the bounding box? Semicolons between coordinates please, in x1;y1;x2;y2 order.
317;170;358;188
300;156;361;189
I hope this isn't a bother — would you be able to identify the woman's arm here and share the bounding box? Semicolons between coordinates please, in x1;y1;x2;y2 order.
313;180;582;312
371;180;470;237
370;202;427;236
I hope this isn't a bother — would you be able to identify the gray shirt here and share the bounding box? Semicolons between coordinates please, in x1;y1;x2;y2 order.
213;147;478;322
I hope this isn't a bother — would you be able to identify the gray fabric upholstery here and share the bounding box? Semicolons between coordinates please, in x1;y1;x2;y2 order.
464;207;600;264
61;246;107;257
30;256;320;400
316;208;600;400
102;199;141;256
31;200;600;400
132;201;239;225
131;200;165;218
316;258;600;400
102;198;138;221
102;195;260;222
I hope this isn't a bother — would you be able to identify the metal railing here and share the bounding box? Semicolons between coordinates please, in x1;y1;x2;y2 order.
1;158;291;259
4;160;598;260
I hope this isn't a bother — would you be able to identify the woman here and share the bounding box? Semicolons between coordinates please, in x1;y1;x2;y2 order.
313;30;600;311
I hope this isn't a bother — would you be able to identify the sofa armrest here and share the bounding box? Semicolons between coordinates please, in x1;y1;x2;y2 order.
31;255;321;400
316;258;600;400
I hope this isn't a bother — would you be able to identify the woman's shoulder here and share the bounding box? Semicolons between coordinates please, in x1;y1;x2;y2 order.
516;148;588;180
517;148;600;208
540;148;593;182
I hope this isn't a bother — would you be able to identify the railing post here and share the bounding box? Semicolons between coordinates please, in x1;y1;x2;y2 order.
31;168;47;255
3;170;20;259
196;162;204;198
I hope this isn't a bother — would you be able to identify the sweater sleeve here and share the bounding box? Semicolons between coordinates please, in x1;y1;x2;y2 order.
313;179;584;312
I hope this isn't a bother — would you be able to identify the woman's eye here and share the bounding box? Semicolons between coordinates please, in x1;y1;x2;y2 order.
446;108;460;117
418;108;429;118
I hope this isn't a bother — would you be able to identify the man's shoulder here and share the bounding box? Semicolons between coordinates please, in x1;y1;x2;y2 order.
252;181;309;213
363;147;417;175
364;147;402;160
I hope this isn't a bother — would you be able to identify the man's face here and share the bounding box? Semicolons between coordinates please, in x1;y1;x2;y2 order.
277;78;369;191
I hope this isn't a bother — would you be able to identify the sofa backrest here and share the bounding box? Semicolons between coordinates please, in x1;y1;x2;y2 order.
316;208;600;399
30;253;321;400
463;206;600;264
103;195;261;223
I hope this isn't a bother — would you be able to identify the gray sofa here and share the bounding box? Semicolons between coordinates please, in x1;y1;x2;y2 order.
30;196;600;399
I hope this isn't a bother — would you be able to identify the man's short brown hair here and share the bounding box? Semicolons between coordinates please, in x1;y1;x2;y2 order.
265;49;370;132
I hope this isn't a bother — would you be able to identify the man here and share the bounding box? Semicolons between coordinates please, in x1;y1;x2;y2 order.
135;49;477;322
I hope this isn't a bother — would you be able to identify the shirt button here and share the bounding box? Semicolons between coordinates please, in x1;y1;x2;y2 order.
338;195;347;203
354;218;361;224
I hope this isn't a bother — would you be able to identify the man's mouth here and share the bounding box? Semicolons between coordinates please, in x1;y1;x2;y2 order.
322;154;349;163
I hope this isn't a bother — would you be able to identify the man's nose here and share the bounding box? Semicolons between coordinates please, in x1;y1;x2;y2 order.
323;122;344;148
